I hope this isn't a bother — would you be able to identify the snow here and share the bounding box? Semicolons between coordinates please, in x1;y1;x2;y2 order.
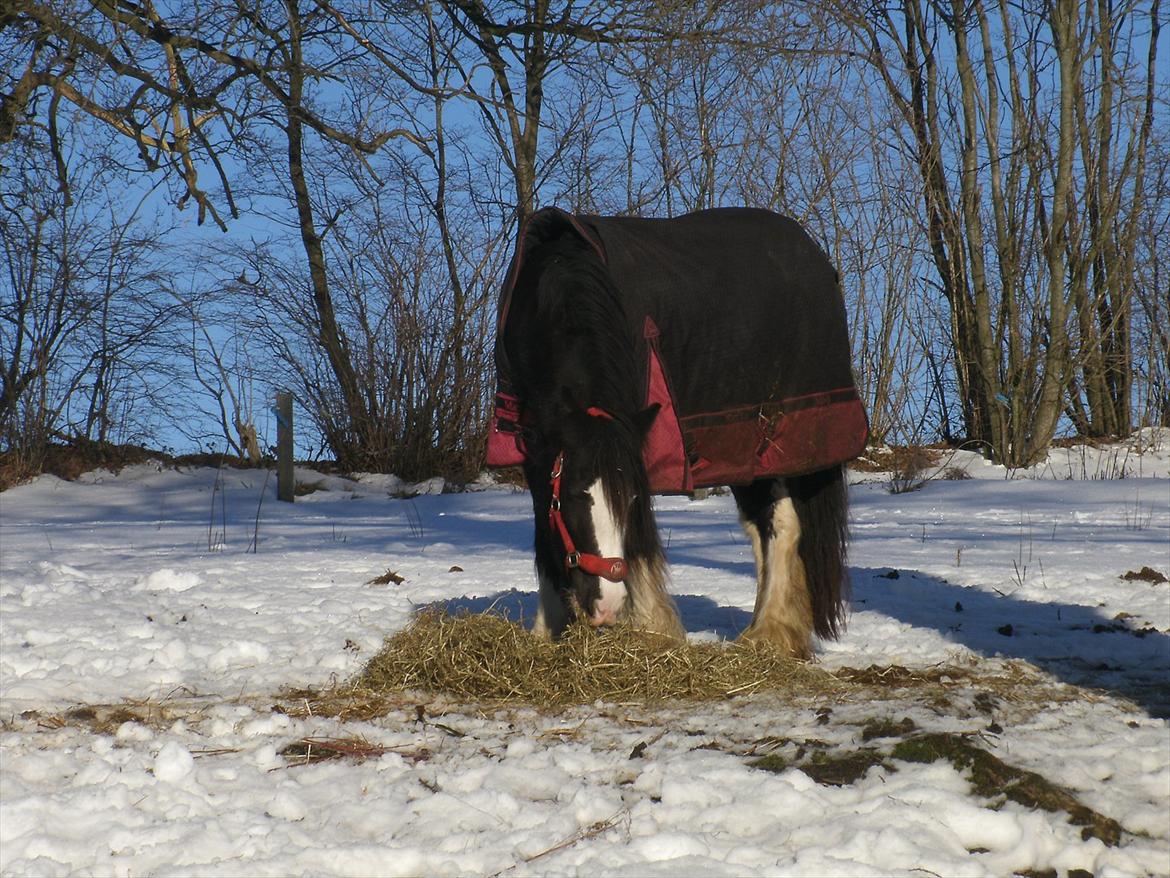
1;433;1168;877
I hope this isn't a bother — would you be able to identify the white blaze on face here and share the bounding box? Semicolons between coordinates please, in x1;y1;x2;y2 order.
586;478;627;625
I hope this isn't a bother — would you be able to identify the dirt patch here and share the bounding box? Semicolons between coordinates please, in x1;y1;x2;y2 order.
860;715;918;741
850;445;945;474
366;569;406;585
752;726;1124;847
12;700;202;736
1122;566;1168;584
832;663;973;688
891;732;1124;846
278;735;428;767
752;745;891;786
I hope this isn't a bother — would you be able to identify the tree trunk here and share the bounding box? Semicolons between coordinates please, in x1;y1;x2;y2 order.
284;1;369;467
1028;0;1080;462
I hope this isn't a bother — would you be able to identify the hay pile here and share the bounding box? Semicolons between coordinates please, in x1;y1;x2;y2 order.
354;610;836;708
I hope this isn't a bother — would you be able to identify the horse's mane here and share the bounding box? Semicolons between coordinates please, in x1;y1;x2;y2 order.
506;231;661;559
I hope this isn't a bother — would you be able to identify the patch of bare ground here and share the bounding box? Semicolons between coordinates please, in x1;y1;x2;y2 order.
1122;566;1168;584
751;730;1123;847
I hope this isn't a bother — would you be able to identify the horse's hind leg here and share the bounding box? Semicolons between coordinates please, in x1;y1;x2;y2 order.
731;479;813;659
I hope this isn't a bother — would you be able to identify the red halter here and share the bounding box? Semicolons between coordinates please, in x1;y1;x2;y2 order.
548;407;629;583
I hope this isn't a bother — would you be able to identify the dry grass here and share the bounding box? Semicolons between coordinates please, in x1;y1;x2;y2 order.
6;613;1097;733
351;609;836;709
262;610;1101;723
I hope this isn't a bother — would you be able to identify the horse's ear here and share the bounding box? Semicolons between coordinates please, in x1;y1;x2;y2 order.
633;404;661;436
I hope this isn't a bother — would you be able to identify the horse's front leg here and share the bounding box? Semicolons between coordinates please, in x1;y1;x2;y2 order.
525;459;571;639
623;553;686;643
532;555;572;639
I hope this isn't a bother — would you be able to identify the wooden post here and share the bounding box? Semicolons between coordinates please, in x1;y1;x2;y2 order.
275;391;294;502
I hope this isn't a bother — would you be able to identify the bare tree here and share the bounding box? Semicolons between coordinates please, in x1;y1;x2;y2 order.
1131;135;1170;428
1064;0;1162;436
1;125;182;458
4;0;434;470
833;0;1161;464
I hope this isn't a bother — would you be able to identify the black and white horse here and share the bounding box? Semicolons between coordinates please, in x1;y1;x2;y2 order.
488;207;868;659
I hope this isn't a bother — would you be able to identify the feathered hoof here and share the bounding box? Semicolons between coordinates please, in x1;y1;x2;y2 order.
623;604;686;646
739;623;813;661
641;620;687;646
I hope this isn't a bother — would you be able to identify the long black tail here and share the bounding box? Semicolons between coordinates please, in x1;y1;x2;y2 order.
788;465;850;640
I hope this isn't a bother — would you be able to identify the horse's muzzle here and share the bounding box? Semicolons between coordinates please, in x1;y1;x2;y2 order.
588;604;618;627
588;578;627;627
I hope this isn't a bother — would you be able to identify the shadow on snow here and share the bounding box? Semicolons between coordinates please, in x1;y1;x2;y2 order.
850;566;1170;718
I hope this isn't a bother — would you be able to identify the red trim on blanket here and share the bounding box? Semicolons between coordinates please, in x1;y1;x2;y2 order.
641;318;690;493
675;394;869;489
753;396;869;478
485;392;527;467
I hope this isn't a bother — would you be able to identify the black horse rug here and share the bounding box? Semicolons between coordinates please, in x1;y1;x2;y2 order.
486;207;868;492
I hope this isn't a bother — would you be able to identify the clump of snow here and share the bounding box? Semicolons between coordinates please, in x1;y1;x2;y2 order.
152;741;195;783
292;467;363;495
408;475;445;496
352;472;406;495
135;568;201;592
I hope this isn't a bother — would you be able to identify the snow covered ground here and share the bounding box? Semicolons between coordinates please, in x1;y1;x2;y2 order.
1;433;1168;877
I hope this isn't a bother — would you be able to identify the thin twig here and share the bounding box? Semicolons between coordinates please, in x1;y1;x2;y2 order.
490;810;626;876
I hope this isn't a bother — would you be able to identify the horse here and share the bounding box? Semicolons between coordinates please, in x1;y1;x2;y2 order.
486;207;868;659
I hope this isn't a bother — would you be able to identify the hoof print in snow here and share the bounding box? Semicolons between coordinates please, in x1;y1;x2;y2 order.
996;623;1014;636
877;569;901;579
448;565;464;573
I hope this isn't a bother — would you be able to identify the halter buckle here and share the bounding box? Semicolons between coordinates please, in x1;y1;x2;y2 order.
564;551;581;569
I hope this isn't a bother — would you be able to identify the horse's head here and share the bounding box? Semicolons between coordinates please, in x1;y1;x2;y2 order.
543;405;660;628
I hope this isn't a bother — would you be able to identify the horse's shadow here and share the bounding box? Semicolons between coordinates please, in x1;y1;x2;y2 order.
438;568;1170;717
850;566;1170;718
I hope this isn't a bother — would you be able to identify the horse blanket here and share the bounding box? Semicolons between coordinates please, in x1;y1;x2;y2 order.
486;207;868;493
